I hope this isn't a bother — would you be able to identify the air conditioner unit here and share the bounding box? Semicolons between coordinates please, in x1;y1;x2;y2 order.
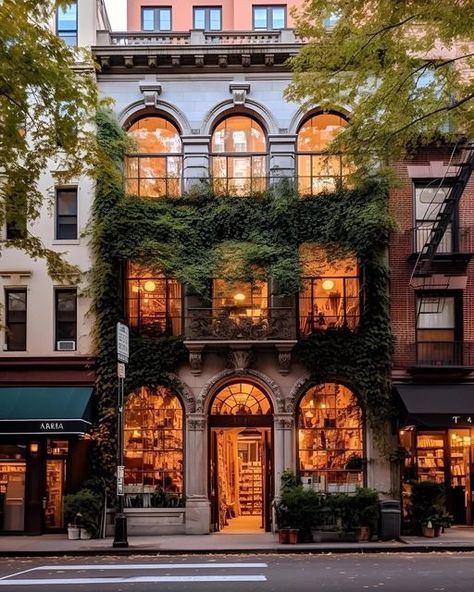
57;340;76;351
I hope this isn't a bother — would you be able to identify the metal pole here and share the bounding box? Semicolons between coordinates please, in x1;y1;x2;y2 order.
113;374;128;547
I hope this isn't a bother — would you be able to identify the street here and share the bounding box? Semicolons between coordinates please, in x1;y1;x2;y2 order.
0;554;473;591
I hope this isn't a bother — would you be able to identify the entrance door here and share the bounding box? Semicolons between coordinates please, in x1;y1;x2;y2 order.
448;429;471;524
45;459;66;530
0;462;26;531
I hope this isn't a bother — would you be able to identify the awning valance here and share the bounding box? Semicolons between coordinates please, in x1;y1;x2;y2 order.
397;384;474;428
0;387;93;435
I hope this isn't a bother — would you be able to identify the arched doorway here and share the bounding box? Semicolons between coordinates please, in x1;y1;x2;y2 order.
209;382;273;533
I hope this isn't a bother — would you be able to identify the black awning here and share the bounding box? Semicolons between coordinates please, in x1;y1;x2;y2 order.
396;384;474;428
0;387;93;435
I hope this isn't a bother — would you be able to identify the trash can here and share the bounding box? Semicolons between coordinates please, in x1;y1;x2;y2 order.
378;499;401;541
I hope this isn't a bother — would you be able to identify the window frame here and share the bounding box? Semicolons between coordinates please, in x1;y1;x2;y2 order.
56;1;78;46
193;6;222;31
141;6;172;31
55;187;78;240
55;289;77;349
252;4;287;31
5;289;27;351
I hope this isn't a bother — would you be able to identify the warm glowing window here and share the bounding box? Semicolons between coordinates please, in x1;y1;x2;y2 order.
298;383;363;492
211;382;271;415
126;262;182;336
297;113;349;196
124;386;184;507
212;279;268;319
126;117;182;198
299;244;360;335
211;116;267;195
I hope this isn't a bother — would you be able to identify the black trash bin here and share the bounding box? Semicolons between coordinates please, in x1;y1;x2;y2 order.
378;499;401;541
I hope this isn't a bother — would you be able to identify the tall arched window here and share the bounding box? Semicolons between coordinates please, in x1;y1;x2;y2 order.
126;117;182;198
124;385;184;507
211;382;272;415
298;383;363;492
297;113;348;196
211;115;267;195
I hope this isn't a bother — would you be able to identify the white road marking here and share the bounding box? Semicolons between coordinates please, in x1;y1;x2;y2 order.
0;568;39;582
31;562;268;571
0;575;267;586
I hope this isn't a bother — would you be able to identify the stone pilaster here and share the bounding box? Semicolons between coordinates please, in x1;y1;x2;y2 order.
185;413;210;533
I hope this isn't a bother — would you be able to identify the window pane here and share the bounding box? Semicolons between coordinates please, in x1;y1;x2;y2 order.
271;7;285;29
417;297;455;329
58;3;77;31
194;8;205;29
209;8;221;30
128;118;181;154
142;8;154;30
56;291;77;342
159;8;171;31
254;8;267;29
415;186;450;220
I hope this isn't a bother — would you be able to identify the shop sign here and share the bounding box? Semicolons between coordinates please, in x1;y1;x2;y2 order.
452;415;473;425
116;323;129;364
117;465;124;496
40;422;64;431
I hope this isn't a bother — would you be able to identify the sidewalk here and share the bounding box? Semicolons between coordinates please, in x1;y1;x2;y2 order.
1;527;474;556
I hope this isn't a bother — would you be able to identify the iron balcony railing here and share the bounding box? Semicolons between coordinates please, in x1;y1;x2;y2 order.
415;341;466;367
186;307;296;340
411;226;473;255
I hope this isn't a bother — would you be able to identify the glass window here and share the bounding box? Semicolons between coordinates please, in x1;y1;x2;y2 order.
211;116;267;195
55;289;77;348
211;382;271;415
126;262;182;336
299;244;360;334
126;117;182;198
57;2;78;46
297;113;349;196
124;386;184;507
416;294;460;365
5;290;27;351
298;383;363;493
212;279;268;319
141;7;172;31
56;188;77;240
253;5;286;30
194;7;222;30
5;193;27;240
414;184;453;253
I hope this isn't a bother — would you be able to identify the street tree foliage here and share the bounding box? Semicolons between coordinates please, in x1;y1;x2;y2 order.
0;0;104;279
287;0;474;176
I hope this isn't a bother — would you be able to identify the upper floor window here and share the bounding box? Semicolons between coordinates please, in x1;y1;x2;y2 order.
299;244;360;335
5;195;27;240
57;2;78;46
414;183;453;254
297;113;349;196
55;289;77;351
56;188;78;240
211;116;267;195
126;117;182;198
141;6;172;31
253;5;286;30
212;279;268;320
5;290;27;351
126;263;182;336
193;6;222;30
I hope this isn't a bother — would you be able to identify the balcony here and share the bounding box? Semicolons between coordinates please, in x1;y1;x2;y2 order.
411;226;473;256
411;341;474;370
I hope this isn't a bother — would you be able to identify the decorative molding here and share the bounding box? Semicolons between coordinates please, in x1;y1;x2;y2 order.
241;54;251;67
124;55;134;68
162;373;196;414
119;99;193;136
187;414;207;431
147;55;158;68
99;56;110;69
286;375;310;413
276;345;293;375
139;80;162;108
229;83;251;106
195;55;205;67
189;350;203;376
201;97;279;136
171;55;181;67
218;54;228;68
274;414;294;429
228;347;252;372
265;53;275;67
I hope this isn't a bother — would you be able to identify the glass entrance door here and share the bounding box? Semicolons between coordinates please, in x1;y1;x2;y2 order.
449;430;471;524
0;462;26;531
45;459;66;529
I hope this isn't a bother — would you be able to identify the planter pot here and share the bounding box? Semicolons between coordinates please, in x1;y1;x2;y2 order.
67;526;80;540
278;528;290;544
355;526;370;542
422;525;435;538
434;526;442;537
288;529;299;544
79;529;92;540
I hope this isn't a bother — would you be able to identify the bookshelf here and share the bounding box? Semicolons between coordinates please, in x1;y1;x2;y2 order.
416;434;445;484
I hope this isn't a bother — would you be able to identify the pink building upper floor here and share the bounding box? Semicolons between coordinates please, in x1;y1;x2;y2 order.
127;0;304;32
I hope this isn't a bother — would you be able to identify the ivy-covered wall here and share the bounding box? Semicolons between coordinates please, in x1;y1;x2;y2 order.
90;110;394;483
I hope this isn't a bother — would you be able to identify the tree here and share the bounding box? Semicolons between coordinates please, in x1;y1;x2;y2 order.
0;0;103;279
287;0;474;176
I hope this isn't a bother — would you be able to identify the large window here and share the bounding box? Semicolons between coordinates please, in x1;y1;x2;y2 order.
253;5;286;30
299;244;360;335
56;188;77;240
414;183;453;254
55;289;77;350
141;6;172;31
211;116;267;195
126;263;182;336
297;113;349;196
212;279;268;319
194;6;222;30
124;386;183;507
126;117;182;198
5;290;27;351
416;294;461;365
57;2;78;46
298;383;363;492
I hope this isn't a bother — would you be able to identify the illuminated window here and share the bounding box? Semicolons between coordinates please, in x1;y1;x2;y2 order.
212;279;268;319
126;117;182;198
297;113;348;196
211;116;267;195
211;382;271;415
126;263;182;336
299;244;360;335
298;383;363;492
124;386;184;507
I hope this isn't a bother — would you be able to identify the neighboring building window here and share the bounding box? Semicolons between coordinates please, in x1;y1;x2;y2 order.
57;2;78;46
297;113;349;196
56;188;78;240
124;385;184;506
299;244;360;335
126;262;182;336
253;5;286;30
126;117;182;198
141;6;172;31
55;289;77;349
5;290;27;351
414;183;453;254
211;116;267;195
416;294;461;365
212;279;268;320
5;205;27;240
193;6;222;30
298;383;364;492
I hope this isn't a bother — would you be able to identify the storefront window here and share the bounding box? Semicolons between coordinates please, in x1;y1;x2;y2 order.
298;383;363;492
0;446;26;532
124;386;184;507
211;382;271;415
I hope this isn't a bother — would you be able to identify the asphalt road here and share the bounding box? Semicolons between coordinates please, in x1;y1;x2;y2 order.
0;553;473;592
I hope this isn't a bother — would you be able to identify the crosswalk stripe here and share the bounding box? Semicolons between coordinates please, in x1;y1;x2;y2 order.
32;562;268;571
0;575;267;586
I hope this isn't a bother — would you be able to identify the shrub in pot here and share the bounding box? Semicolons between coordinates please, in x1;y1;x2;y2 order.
63;488;103;539
410;480;447;536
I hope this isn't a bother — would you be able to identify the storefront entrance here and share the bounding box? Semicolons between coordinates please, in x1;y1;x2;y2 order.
0;453;26;532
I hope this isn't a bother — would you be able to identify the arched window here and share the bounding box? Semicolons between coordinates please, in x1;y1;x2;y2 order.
297;113;348;196
124;385;184;507
126;262;183;336
299;244;360;335
211;382;271;415
211;115;267;195
126;116;182;198
297;383;363;492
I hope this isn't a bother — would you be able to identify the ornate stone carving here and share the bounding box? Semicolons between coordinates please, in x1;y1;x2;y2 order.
286;375;310;413
189;350;203;376
274;414;294;429
162;372;196;414
228;348;252;372
218;54;228;68
241;54;251;67
277;348;292;375
147;55;158;68
229;83;251;106
124;55;134;68
99;56;110;69
171;55;181;67
187;415;207;431
265;53;274;67
139;81;162;108
195;55;205;67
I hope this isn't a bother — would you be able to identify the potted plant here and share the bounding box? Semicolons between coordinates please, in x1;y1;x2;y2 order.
351;488;379;542
410;480;447;537
64;487;103;539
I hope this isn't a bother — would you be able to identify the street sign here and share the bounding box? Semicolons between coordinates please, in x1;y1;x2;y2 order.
117;465;124;496
116;322;129;364
117;362;126;379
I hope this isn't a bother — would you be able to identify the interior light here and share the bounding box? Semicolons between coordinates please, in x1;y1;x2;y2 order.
234;293;246;302
322;279;335;291
144;281;156;292
29;442;39;454
320;403;327;409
